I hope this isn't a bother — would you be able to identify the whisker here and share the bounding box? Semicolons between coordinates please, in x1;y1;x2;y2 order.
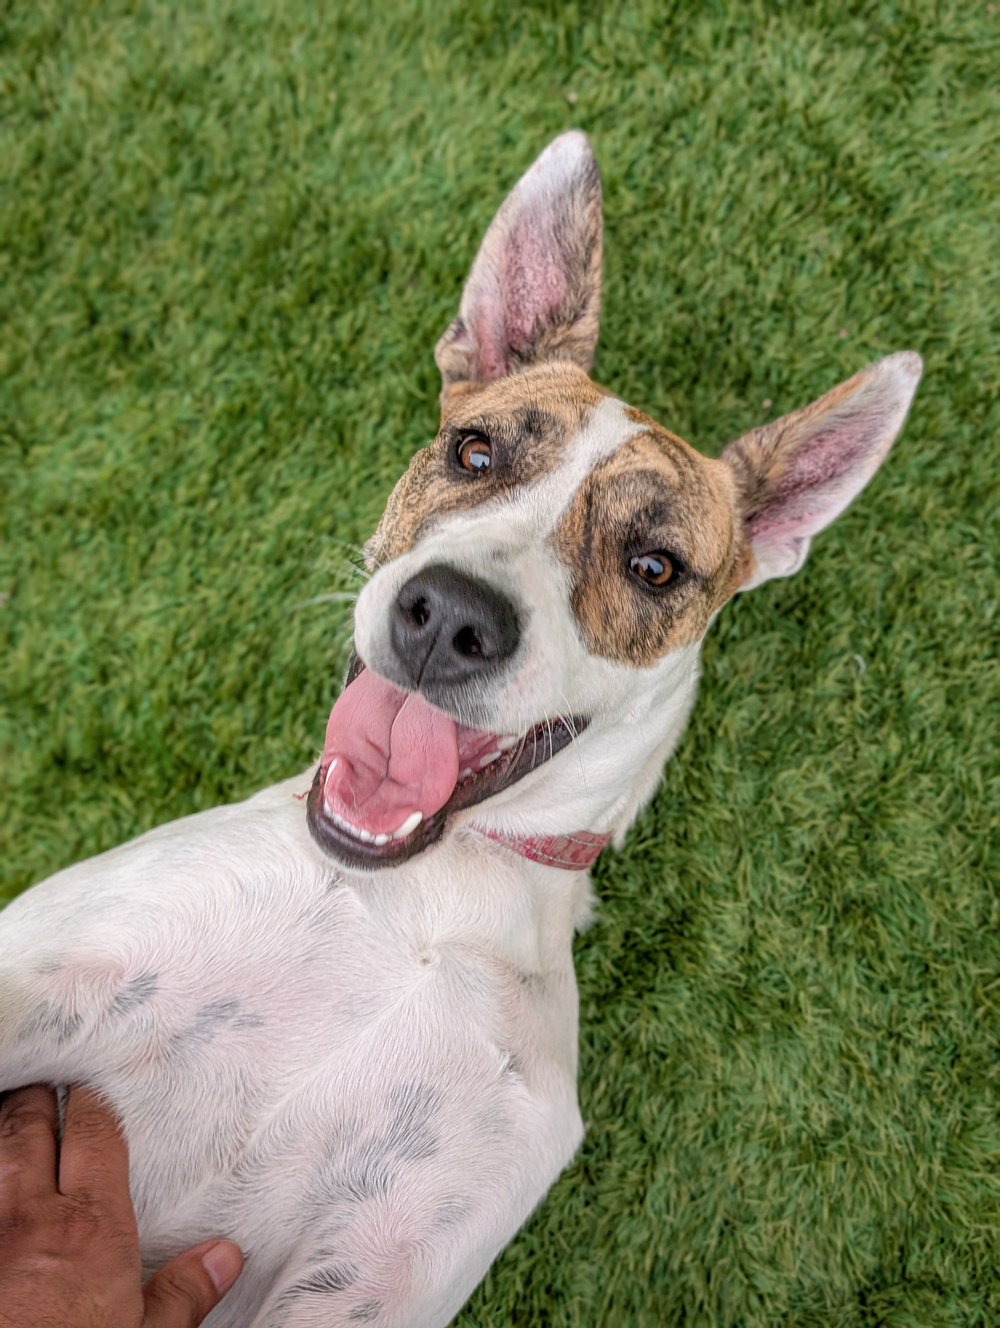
328;536;370;562
553;684;594;820
290;591;360;610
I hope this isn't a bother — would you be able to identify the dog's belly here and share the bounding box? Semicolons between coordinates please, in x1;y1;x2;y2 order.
131;927;582;1327
128;989;579;1328
0;775;585;1326
139;1005;579;1327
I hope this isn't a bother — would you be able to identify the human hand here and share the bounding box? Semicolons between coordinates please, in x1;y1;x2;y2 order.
0;1084;243;1328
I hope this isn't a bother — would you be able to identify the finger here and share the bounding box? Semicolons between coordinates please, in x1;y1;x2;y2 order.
142;1239;243;1328
0;1084;59;1204
58;1084;132;1223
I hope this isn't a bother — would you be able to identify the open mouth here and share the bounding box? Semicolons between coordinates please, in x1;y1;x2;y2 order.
306;654;586;869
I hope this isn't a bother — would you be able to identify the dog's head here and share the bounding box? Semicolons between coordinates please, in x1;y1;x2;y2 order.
308;132;921;870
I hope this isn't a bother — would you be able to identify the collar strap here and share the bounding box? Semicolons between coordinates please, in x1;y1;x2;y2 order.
471;825;610;871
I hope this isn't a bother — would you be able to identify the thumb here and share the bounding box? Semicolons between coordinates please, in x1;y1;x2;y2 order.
142;1238;244;1328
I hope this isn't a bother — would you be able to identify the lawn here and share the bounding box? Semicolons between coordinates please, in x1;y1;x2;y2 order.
1;1;998;1324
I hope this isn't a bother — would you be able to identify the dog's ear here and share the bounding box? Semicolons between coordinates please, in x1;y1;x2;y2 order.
435;131;602;402
721;352;922;590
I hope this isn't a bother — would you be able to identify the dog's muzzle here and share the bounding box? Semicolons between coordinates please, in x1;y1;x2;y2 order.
305;566;585;871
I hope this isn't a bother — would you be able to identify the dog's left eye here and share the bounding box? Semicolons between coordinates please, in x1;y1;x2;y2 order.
629;552;674;587
457;433;492;473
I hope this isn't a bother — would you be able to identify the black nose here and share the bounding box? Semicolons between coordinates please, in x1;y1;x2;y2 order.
391;564;520;689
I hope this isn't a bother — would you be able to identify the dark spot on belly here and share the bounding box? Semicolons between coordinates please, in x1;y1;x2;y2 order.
169;998;264;1053
385;1082;441;1161
16;1001;82;1046
433;1197;473;1227
286;1261;358;1296
308;1083;444;1215
349;1301;383;1323
340;1151;395;1202
516;968;546;993
110;972;159;1015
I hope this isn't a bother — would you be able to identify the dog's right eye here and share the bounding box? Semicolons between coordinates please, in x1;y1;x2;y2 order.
629;551;674;587
457;433;492;473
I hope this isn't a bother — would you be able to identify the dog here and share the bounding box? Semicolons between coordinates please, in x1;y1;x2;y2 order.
0;132;921;1327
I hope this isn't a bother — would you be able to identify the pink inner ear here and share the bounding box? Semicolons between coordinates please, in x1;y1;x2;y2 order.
503;217;568;345
748;417;877;540
469;216;569;381
468;297;512;382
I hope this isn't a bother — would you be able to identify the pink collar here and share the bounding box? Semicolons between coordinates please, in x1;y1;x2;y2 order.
471;824;610;871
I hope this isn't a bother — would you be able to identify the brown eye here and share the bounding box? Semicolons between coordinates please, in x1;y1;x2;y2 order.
629;552;674;587
457;434;492;473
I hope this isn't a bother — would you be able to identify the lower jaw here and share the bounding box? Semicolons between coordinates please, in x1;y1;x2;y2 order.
305;714;587;871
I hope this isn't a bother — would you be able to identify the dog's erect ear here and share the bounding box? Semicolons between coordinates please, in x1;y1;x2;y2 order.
722;352;923;590
435;131;602;401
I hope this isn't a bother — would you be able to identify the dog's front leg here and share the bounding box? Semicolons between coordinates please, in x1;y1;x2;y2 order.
0;928;141;1093
0;853;167;1092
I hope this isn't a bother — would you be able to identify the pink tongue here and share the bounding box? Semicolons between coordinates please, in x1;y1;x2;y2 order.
320;669;460;836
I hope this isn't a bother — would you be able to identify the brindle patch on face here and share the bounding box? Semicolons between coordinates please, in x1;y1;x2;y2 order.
553;411;741;665
365;362;607;567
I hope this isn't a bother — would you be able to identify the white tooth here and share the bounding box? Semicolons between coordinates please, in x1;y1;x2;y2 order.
328;810;371;844
497;735;519;751
392;810;423;840
479;750;502;768
373;833;390;847
459;768;474;781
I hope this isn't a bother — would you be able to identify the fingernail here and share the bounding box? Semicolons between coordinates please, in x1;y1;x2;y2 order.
201;1240;243;1295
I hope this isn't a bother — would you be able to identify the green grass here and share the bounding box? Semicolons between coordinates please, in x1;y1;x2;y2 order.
2;1;998;1324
